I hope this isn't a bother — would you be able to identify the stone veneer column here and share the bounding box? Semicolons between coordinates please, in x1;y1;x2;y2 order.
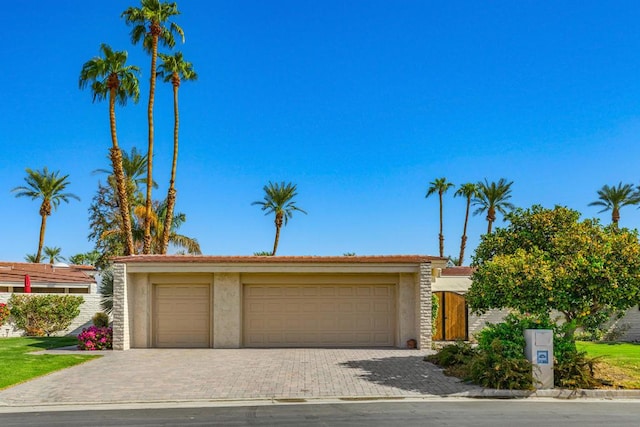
418;262;432;349
112;262;129;350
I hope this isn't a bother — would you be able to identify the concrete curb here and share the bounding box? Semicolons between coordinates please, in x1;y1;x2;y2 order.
454;388;640;399
2;388;640;413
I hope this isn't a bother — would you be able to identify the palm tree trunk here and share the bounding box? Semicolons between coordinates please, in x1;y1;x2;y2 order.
458;197;471;265
109;88;135;256
35;213;47;264
438;192;444;257
612;208;620;227
161;80;180;254
487;206;495;234
143;31;159;255
272;213;283;256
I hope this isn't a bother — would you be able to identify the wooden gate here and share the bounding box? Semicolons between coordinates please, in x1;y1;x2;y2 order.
432;291;468;341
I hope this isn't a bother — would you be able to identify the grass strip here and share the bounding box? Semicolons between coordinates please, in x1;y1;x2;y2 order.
0;336;99;390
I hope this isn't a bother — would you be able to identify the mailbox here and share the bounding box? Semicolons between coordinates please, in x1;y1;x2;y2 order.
524;329;554;389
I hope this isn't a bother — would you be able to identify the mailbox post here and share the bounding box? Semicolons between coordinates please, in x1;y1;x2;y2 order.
524;329;554;389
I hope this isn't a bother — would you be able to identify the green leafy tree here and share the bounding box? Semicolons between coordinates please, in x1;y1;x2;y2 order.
157;51;197;254
80;43;140;256
12;168;80;263
454;182;478;265
252;181;307;256
426;177;455;258
472;178;515;234
122;0;184;255
467;205;640;339
43;246;64;264
588;182;639;227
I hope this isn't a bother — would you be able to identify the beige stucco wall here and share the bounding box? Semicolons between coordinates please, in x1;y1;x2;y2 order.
213;273;241;348
113;260;434;350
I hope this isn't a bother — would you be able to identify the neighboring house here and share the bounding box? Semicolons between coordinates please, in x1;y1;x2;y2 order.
432;266;640;342
111;255;449;350
0;262;101;337
432;266;508;341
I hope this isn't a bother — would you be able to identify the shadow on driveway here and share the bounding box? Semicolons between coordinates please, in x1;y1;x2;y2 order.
340;355;480;396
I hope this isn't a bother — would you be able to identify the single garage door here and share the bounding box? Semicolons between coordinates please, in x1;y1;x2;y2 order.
243;284;395;347
153;284;211;348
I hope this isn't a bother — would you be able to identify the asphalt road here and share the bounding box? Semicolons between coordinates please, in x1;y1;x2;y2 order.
3;400;640;427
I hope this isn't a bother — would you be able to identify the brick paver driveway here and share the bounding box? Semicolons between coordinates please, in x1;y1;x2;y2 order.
0;349;481;406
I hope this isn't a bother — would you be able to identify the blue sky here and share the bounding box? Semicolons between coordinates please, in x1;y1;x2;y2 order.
2;1;640;262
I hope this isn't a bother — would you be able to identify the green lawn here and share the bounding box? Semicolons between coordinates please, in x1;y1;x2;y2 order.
0;337;99;390
577;341;640;388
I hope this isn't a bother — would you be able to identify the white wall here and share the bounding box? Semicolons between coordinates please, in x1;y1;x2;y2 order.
0;293;103;338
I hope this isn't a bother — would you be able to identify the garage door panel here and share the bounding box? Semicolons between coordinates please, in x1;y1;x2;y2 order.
244;284;395;347
154;284;211;348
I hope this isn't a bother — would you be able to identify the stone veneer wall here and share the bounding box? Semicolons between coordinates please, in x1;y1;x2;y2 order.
418;262;432;349
0;292;102;338
112;263;128;350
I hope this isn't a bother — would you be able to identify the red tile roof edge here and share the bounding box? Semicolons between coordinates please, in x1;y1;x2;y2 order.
112;255;446;264
440;266;476;276
0;262;96;284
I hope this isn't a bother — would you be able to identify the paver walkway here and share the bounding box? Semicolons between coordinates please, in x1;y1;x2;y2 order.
0;349;481;406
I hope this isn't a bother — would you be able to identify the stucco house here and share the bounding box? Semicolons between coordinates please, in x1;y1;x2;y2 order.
111;255;448;350
0;262;101;337
432;266;508;341
432;266;640;342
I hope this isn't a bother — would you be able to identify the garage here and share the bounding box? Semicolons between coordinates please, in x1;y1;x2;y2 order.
243;284;395;347
153;284;211;348
113;255;440;350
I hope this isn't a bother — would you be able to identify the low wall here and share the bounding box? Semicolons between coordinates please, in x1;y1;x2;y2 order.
605;307;640;342
0;293;103;338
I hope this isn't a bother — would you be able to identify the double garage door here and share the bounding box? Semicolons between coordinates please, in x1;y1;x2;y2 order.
243;284;395;347
153;283;395;348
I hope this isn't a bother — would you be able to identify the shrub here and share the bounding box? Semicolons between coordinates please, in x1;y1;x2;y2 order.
554;350;600;389
468;339;534;390
92;312;110;328
476;313;599;388
0;302;10;327
77;326;113;350
99;268;114;315
426;341;476;367
9;294;83;336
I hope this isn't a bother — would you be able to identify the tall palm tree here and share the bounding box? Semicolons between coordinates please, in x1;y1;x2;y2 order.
454;182;478;266
473;178;515;234
589;182;640;227
122;0;184;254
252;182;307;256
43;246;64;265
157;51;197;254
79;43;140;256
425;178;455;258
12;168;80;263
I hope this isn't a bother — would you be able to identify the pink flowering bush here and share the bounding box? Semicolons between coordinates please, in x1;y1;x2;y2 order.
0;303;9;327
77;326;113;350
